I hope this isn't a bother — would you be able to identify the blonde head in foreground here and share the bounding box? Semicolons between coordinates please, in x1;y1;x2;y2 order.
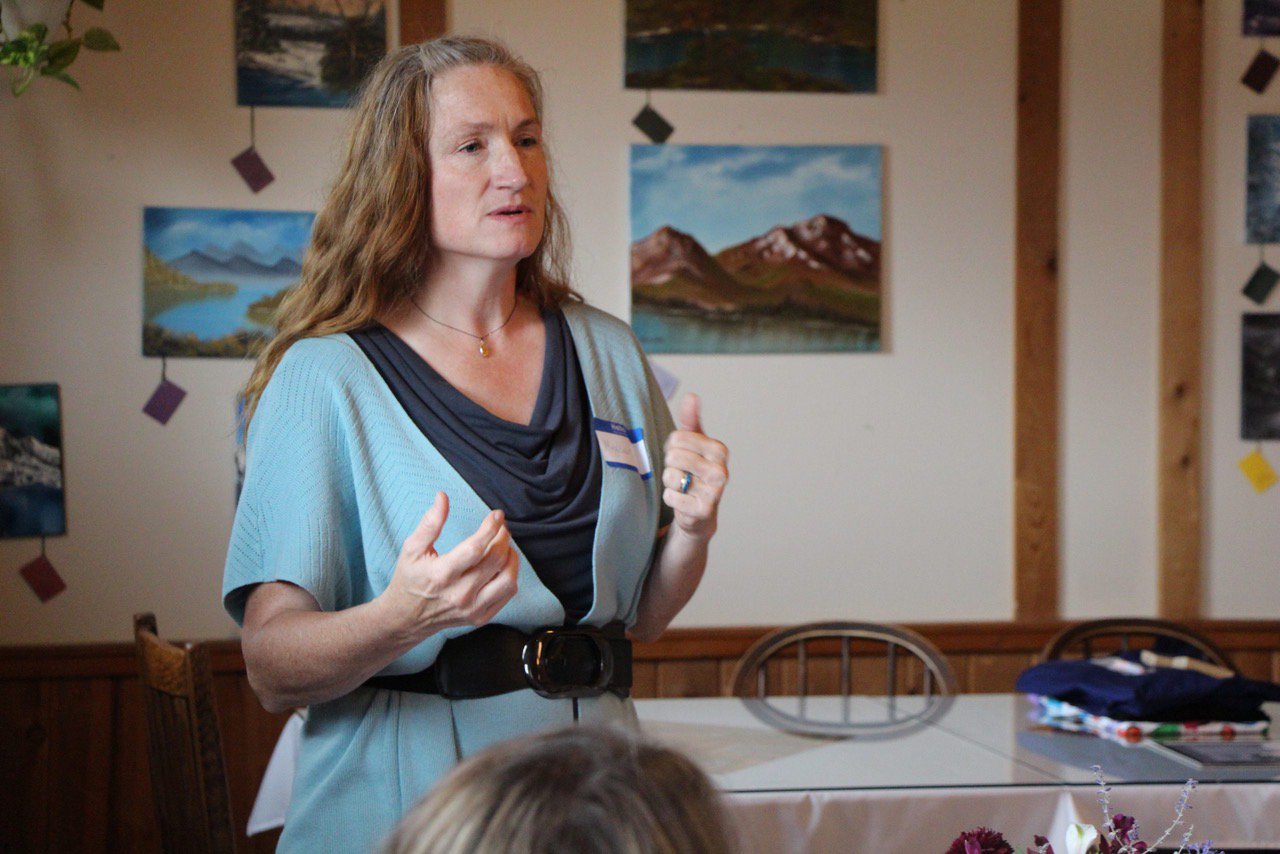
382;725;736;854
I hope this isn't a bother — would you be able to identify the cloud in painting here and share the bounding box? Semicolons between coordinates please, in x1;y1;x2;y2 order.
143;207;314;262
631;144;881;252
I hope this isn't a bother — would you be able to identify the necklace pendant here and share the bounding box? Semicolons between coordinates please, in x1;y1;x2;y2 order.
478;339;491;357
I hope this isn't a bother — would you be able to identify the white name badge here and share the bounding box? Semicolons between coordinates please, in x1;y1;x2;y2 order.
593;417;653;480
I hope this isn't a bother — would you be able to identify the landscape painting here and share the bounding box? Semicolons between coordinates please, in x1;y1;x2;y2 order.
631;144;882;354
625;0;877;93
1243;314;1280;440
0;384;66;539
1247;115;1280;243
236;0;387;107
143;207;314;358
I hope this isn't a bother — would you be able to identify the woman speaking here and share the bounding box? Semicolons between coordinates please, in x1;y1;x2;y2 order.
223;36;729;853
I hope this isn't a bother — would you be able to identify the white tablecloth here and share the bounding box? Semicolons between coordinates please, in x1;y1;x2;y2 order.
724;784;1280;852
246;698;1280;850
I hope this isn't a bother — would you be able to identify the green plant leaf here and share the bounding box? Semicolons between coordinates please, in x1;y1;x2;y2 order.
41;67;79;88
21;23;49;44
82;27;119;51
46;38;81;71
0;42;25;66
5;36;50;68
79;0;105;10
12;68;36;96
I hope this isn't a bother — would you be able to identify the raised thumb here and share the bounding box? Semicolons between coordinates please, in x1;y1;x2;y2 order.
407;491;449;553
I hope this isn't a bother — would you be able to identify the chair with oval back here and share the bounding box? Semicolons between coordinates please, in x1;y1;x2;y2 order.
1039;617;1237;673
728;621;958;737
133;612;237;854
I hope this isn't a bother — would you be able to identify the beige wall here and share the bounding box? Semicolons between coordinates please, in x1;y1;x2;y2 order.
0;0;1268;644
1206;0;1280;615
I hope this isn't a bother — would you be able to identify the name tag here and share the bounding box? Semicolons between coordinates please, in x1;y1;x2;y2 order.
593;418;653;480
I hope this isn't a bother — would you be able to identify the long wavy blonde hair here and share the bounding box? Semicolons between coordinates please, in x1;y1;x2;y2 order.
242;36;577;425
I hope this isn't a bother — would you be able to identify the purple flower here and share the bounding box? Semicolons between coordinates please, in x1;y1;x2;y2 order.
1110;814;1136;842
1188;843;1223;854
1026;836;1055;854
946;828;1015;854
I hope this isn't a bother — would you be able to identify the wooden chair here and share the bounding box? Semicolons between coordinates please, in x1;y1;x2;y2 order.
728;621;958;737
1039;617;1237;673
133;612;237;854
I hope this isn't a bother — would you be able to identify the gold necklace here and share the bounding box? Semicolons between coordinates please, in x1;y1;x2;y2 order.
411;297;518;357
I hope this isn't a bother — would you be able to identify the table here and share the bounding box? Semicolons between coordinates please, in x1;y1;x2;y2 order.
249;694;1280;851
635;695;1280;852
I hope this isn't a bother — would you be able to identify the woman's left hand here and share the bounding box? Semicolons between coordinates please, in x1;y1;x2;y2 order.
661;393;729;540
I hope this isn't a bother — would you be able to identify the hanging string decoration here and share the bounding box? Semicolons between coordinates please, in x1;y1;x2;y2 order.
142;356;187;425
231;106;275;193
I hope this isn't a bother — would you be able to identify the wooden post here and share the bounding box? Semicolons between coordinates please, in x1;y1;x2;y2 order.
399;0;447;46
1158;0;1204;619
1014;0;1063;621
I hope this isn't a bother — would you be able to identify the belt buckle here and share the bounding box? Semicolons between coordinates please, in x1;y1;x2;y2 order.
521;626;613;699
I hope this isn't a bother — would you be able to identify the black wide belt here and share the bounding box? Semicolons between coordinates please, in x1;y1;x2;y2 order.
365;622;632;700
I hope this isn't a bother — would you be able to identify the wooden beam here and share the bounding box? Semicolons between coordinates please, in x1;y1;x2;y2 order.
1157;0;1204;619
1014;0;1063;621
398;0;447;46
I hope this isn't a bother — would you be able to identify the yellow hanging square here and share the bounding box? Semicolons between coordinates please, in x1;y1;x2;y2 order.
1238;448;1278;493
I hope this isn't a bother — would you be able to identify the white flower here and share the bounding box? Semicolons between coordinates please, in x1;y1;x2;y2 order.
1;0;73;39
1065;823;1101;854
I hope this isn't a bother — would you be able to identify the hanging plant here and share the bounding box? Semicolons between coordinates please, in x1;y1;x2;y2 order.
0;0;119;96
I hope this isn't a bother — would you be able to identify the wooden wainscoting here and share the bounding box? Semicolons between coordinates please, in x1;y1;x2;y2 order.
2;621;1277;852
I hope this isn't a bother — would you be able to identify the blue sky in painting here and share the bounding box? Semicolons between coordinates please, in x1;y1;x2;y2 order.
630;145;882;252
143;207;315;262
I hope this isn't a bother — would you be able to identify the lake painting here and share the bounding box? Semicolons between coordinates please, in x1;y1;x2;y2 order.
631;144;883;354
236;0;387;107
0;384;66;539
625;0;877;93
143;207;314;358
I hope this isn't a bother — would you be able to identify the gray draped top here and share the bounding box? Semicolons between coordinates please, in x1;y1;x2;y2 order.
349;309;602;623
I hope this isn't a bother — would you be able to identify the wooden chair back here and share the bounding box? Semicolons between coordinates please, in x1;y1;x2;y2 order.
133;612;237;854
1039;617;1237;672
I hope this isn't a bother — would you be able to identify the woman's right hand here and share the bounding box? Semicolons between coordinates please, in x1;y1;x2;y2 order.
384;491;520;637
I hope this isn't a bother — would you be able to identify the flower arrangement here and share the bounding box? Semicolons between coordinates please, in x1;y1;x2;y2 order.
0;0;119;96
947;767;1223;854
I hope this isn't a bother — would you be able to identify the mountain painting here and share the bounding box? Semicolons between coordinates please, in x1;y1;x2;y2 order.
631;144;882;354
625;0;877;93
0;384;66;539
236;0;388;108
143;207;314;358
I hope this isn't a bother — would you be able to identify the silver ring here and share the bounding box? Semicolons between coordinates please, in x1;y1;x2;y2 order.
678;471;693;494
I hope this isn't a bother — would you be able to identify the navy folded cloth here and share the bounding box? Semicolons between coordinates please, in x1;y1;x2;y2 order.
1016;655;1280;722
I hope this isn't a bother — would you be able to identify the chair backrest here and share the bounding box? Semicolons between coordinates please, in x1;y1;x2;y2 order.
133;612;237;854
1039;617;1237;672
728;621;958;737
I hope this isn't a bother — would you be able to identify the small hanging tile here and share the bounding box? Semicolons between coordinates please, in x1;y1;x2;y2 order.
1239;448;1278;493
232;146;275;193
143;378;187;425
633;104;674;144
1243;49;1280;94
1242;261;1280;305
19;555;66;602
